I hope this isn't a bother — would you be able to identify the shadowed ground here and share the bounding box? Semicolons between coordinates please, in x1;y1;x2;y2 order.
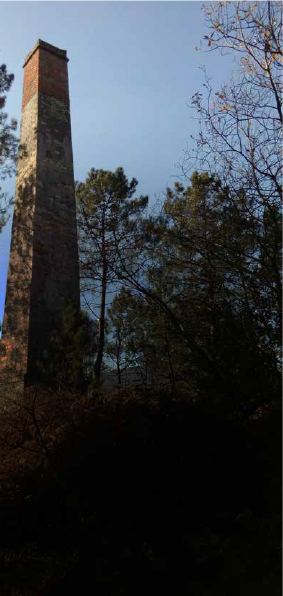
0;397;281;595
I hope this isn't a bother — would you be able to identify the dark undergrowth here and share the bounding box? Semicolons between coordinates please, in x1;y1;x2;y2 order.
0;397;281;595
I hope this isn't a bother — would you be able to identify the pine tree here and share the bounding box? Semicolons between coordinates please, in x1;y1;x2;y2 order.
0;56;18;232
76;167;148;381
114;172;281;415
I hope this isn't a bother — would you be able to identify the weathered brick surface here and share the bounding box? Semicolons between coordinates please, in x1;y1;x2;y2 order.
1;40;80;386
1;94;38;378
38;50;70;106
22;50;39;112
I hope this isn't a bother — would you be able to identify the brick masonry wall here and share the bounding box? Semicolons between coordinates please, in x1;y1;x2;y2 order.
1;93;38;377
1;40;80;385
22;50;39;112
28;90;80;379
38;49;70;106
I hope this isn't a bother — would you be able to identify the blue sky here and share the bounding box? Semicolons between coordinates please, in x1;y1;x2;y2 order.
0;1;234;323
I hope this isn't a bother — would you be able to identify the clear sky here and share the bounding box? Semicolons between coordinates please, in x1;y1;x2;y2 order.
0;1;234;324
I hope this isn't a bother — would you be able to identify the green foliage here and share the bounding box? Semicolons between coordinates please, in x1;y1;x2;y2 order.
76;166;148;285
109;172;281;416
43;301;98;390
178;1;282;411
0;56;18;233
183;5;282;373
76;167;148;380
107;288;184;396
106;288;136;384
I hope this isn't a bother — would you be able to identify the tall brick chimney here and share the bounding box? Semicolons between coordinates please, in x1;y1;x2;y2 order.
1;40;80;387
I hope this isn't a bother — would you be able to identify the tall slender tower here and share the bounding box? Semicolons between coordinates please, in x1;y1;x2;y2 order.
1;40;80;386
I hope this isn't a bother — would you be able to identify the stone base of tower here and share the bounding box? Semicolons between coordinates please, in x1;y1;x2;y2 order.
0;366;25;408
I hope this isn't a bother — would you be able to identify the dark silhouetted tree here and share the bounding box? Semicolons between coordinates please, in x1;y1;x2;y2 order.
0;54;18;233
111;172;281;415
182;2;282;326
43;302;98;391
76;167;148;381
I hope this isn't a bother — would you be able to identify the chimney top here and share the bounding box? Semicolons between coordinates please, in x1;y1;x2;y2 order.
23;40;68;68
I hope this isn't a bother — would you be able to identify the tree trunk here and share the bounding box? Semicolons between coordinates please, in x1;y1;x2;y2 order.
116;330;122;385
94;212;107;381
